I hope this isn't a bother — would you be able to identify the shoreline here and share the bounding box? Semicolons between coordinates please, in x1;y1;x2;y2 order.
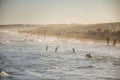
0;22;120;44
19;31;120;45
0;29;119;46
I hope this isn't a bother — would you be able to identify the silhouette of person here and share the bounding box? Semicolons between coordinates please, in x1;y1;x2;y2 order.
72;48;75;53
86;53;92;58
113;39;116;46
106;36;109;46
55;47;58;53
46;46;48;51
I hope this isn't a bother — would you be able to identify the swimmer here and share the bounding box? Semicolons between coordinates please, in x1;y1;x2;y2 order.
86;53;92;58
55;47;58;53
46;46;48;51
72;48;75;53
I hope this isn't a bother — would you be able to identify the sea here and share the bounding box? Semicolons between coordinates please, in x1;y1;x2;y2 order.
0;30;120;80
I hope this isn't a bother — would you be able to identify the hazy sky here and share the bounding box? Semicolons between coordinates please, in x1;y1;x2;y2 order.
0;0;120;24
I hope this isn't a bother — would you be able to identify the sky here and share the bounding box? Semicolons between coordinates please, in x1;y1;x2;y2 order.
0;0;120;25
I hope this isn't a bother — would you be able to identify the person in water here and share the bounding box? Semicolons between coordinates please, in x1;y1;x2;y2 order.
72;48;75;53
55;47;58;53
46;46;48;51
86;53;92;58
106;36;109;46
0;71;9;77
113;39;116;46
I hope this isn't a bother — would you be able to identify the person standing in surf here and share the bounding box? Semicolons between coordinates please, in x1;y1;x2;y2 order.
72;48;75;53
55;47;58;53
46;46;48;51
113;39;117;46
106;36;109;46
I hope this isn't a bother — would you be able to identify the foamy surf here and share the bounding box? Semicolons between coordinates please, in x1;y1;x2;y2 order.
0;30;120;80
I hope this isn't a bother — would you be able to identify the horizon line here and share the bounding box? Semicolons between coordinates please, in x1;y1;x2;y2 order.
0;21;120;26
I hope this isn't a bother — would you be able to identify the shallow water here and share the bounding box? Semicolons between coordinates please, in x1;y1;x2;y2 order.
0;30;120;80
